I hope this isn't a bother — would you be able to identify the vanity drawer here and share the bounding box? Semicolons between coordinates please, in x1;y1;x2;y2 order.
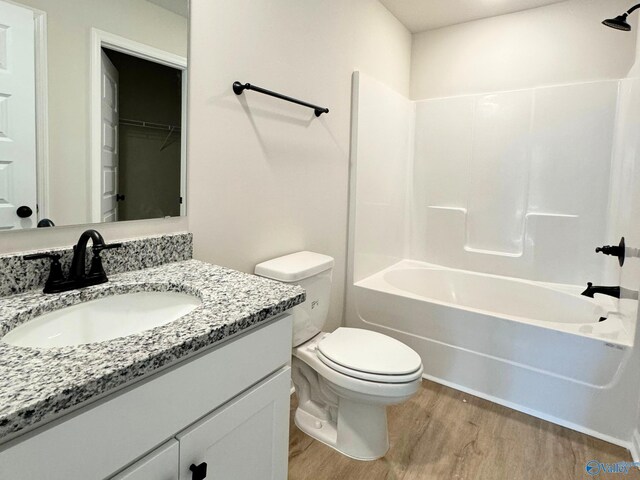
0;314;292;480
110;440;179;480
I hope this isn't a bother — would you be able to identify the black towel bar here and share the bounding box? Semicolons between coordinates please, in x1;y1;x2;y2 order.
233;81;329;117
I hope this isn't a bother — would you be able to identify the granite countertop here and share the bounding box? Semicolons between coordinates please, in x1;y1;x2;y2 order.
0;260;305;441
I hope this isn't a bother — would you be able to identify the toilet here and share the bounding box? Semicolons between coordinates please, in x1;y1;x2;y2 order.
255;251;423;461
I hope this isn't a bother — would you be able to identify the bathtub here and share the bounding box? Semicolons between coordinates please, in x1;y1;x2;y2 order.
346;260;637;445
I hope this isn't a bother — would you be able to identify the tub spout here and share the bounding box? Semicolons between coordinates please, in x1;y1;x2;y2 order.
581;282;620;299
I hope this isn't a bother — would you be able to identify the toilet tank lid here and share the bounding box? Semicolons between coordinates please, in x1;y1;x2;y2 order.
255;251;334;282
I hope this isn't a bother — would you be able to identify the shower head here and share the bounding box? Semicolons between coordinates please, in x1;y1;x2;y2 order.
603;3;640;31
603;14;631;31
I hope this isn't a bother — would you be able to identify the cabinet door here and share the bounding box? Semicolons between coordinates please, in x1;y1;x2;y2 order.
110;440;179;480
177;367;291;480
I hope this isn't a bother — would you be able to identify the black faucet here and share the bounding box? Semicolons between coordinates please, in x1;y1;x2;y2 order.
581;282;621;299
70;229;113;283
24;229;122;294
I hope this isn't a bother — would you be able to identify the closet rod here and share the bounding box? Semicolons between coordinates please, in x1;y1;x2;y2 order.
120;118;181;131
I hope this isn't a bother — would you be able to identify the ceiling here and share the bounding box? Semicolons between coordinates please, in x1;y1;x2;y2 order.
378;0;569;33
144;1;569;31
146;0;188;18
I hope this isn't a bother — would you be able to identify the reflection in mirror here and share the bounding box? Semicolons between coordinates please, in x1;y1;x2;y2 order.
0;0;188;231
100;47;184;223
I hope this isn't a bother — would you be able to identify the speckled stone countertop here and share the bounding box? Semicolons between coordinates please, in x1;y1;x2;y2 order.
0;260;304;441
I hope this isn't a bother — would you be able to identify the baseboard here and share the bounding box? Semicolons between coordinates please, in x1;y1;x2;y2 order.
422;373;632;451
631;430;640;463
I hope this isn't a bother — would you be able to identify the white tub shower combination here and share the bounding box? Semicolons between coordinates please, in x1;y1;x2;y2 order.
346;72;640;450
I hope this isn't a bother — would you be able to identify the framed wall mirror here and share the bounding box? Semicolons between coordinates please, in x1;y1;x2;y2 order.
0;0;189;231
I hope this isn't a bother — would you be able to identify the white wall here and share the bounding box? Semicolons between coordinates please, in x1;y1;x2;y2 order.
411;0;637;100
187;0;411;331
0;0;188;253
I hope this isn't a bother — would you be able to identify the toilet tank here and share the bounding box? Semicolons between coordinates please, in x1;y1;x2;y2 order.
255;252;334;347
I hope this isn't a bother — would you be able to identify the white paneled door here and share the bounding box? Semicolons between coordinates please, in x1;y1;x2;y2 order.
101;50;119;222
0;0;37;230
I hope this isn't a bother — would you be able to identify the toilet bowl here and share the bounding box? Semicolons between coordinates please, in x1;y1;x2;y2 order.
292;329;422;460
255;251;423;460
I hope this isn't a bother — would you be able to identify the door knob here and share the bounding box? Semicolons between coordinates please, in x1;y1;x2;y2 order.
16;206;33;218
190;462;207;480
116;194;125;202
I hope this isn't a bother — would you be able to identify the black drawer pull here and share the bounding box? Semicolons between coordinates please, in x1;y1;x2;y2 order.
190;462;207;480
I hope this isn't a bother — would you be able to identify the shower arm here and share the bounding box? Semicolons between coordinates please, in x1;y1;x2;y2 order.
627;3;640;15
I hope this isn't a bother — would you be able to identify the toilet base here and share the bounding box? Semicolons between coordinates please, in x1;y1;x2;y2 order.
294;396;389;461
291;335;421;461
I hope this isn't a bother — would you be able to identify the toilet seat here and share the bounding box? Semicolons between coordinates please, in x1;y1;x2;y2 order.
316;328;423;383
316;349;422;383
294;333;423;399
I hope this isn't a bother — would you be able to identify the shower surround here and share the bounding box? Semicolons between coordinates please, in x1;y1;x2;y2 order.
346;72;640;449
351;73;619;285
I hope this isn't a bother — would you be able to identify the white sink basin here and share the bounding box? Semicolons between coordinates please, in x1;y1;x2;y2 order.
2;292;202;348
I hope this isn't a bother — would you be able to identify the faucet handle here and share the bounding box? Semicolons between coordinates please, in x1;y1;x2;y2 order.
88;243;121;281
596;237;625;267
23;253;66;293
23;252;61;262
92;242;123;254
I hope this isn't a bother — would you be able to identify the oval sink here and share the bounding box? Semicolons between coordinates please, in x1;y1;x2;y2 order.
2;292;202;348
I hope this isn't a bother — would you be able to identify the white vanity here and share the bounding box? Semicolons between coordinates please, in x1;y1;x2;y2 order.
0;257;304;480
1;316;292;479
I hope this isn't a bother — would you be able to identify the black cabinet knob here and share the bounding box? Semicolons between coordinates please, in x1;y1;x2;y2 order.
16;206;33;218
116;194;126;202
190;462;208;480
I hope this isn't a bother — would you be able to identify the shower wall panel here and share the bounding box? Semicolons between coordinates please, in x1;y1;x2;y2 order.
466;90;532;256
351;72;415;282
412;80;618;284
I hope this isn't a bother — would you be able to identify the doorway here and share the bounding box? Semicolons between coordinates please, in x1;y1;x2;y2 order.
103;48;183;222
90;29;187;224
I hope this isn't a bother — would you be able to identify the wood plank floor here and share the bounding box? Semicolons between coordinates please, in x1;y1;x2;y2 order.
288;380;639;480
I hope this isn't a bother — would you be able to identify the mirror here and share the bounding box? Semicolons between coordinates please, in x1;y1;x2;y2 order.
0;0;189;230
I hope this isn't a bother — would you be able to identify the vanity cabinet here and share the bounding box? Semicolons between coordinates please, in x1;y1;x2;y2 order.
0;315;293;480
111;440;179;480
109;368;290;480
177;368;290;480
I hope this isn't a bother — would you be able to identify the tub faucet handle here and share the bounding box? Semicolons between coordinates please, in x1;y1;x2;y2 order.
596;237;625;267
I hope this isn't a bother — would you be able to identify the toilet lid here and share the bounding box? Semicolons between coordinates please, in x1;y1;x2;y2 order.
316;349;423;383
317;328;422;376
